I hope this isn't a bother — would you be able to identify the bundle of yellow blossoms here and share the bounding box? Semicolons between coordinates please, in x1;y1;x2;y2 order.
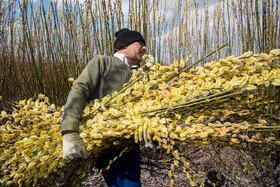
1;49;280;186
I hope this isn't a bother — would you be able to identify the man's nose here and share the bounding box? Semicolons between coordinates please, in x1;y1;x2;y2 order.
142;45;147;51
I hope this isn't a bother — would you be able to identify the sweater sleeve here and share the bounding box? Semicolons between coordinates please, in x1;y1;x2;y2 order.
61;56;105;133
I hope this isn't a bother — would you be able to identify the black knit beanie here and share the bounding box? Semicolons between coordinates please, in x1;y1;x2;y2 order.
114;28;145;51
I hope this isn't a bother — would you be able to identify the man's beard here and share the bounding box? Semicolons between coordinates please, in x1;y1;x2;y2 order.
124;49;145;65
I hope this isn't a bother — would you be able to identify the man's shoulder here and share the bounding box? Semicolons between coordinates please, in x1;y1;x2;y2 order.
94;55;110;60
88;55;126;70
92;55;119;62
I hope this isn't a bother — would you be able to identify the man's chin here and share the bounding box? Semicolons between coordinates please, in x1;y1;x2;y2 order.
133;55;142;62
138;55;144;61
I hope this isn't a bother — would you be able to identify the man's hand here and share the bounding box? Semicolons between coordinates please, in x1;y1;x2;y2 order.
63;132;88;160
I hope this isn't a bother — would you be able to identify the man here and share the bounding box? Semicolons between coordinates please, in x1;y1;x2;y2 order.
61;28;147;186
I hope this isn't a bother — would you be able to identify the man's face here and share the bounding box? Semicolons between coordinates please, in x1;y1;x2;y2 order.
124;41;147;65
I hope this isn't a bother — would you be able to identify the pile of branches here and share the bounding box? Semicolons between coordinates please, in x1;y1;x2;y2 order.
0;48;280;186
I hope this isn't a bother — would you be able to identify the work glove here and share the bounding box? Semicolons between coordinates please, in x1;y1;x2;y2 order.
63;132;88;160
135;123;155;148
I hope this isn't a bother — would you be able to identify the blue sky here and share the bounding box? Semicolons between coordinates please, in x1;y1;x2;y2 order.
24;0;217;25
5;0;278;18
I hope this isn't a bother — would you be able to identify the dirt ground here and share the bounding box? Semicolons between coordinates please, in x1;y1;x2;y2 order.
82;145;280;187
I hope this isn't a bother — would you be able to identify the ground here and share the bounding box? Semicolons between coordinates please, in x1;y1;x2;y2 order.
82;145;280;187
